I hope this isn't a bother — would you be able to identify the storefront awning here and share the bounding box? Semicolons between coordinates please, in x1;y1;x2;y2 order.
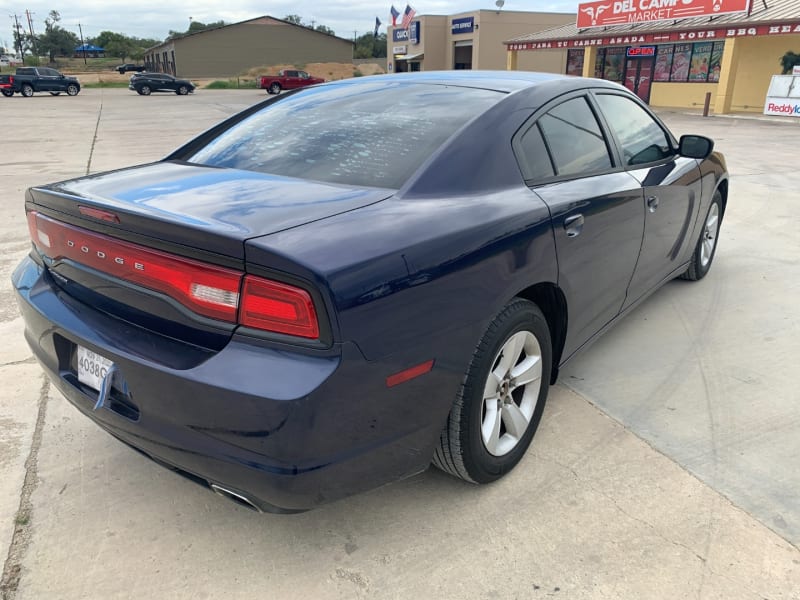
400;53;424;61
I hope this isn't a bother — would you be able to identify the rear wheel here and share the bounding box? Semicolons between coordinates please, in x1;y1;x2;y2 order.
433;298;552;483
50;91;61;96
66;84;79;96
269;83;281;95
21;84;34;97
138;85;151;96
680;191;722;281
1;90;13;97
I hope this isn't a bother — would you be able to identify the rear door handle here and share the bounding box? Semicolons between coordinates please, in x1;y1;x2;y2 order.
647;196;659;212
564;214;585;238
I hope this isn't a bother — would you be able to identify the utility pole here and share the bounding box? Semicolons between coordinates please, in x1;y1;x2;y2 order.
25;9;37;57
78;22;86;65
10;14;24;57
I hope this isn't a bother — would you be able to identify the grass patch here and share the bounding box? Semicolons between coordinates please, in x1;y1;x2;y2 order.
353;69;364;77
205;78;258;89
15;513;29;526
82;81;130;88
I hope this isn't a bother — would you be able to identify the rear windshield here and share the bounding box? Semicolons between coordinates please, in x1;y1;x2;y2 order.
187;82;502;189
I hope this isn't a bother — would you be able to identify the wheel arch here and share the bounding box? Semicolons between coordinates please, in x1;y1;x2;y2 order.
514;282;568;385
715;177;728;219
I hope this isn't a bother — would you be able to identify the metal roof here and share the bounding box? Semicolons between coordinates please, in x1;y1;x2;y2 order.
506;0;800;43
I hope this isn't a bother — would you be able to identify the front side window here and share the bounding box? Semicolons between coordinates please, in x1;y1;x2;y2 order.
537;97;613;177
596;94;672;165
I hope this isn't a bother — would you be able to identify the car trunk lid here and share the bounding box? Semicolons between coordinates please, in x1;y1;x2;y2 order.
29;160;393;260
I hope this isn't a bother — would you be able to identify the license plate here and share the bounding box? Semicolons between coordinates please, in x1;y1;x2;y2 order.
77;346;114;392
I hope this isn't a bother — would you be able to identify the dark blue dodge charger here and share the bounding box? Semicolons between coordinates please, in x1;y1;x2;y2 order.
12;71;728;513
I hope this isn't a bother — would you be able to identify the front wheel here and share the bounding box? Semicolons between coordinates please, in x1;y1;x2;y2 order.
433;298;552;484
176;85;189;95
66;84;79;96
21;84;34;97
269;83;281;95
680;190;723;281
138;85;151;96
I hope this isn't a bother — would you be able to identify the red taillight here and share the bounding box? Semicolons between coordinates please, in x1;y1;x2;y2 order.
239;276;319;339
27;211;242;322
26;211;321;339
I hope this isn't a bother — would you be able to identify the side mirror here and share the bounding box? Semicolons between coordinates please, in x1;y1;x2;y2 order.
679;135;714;159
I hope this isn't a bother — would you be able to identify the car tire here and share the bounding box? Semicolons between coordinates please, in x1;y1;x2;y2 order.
680;190;723;281
1;90;14;97
21;84;34;97
50;91;61;96
177;85;189;95
269;83;281;95
139;85;151;96
66;84;79;96
433;298;552;484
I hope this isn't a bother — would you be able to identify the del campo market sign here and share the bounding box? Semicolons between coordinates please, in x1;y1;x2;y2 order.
577;0;751;28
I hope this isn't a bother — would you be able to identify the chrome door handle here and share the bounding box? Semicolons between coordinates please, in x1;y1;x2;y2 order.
647;196;659;212
564;214;585;238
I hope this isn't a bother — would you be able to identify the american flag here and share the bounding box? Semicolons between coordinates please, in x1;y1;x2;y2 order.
390;5;400;27
401;4;416;29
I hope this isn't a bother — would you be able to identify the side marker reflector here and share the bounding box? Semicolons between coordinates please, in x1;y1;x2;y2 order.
386;359;435;388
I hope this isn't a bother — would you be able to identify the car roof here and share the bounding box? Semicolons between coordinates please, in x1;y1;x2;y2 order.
323;70;624;94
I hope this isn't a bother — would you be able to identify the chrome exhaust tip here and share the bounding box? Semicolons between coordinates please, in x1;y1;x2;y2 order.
210;483;263;513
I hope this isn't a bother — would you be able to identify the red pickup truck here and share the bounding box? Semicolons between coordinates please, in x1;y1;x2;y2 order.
259;69;324;95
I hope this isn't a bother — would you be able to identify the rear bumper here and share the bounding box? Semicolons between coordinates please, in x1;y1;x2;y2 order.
12;255;450;512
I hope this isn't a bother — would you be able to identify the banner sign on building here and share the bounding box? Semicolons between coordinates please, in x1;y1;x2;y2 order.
393;45;408;55
576;0;751;29
393;28;410;42
507;22;800;50
410;21;421;44
393;22;421;43
452;17;475;34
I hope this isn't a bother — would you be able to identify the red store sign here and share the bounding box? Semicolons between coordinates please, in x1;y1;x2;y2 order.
507;22;800;50
576;0;751;29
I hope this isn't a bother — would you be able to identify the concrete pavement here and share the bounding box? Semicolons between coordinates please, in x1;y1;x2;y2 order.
0;89;798;599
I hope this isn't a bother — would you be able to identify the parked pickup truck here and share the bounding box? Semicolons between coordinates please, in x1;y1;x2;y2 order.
0;67;80;97
259;69;324;95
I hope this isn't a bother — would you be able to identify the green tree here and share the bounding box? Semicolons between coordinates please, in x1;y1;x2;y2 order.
95;31;134;60
315;24;336;36
780;51;800;74
167;20;225;39
38;10;79;63
354;32;387;59
284;15;303;24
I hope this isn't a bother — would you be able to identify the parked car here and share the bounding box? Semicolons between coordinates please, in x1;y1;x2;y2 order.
12;71;728;513
0;67;80;97
116;63;145;74
259;69;324;94
129;72;194;95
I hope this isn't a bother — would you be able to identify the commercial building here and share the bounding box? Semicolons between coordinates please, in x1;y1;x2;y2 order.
387;10;575;74
504;0;800;114
144;16;354;79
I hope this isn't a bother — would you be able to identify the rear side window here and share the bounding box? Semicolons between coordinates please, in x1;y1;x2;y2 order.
188;82;502;189
517;124;555;182
595;94;673;165
538;97;613;177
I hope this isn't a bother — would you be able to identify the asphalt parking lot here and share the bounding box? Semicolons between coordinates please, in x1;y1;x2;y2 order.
0;88;798;599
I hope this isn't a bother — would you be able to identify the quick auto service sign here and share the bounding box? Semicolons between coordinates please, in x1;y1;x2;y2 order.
576;0;751;28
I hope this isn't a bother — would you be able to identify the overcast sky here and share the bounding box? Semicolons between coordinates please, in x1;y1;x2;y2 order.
3;1;576;48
